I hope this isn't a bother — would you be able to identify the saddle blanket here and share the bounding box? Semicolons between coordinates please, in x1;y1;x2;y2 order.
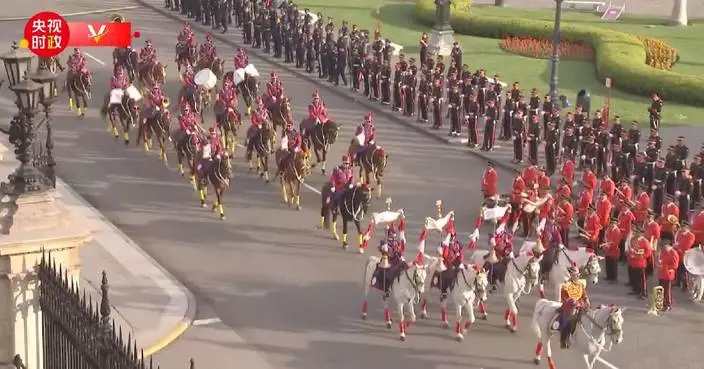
109;89;124;104
125;85;142;101
482;205;509;221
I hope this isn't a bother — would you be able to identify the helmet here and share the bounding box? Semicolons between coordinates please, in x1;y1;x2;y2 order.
312;90;320;99
342;154;351;165
209;126;217;135
184;21;190;28
256;96;263;105
73;48;80;54
146;40;152;46
152;85;161;92
270;71;277;78
364;112;372;122
181;100;190;111
237;47;243;53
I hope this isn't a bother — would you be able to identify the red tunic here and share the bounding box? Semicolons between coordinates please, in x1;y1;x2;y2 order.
634;192;651;223
251;108;268;126
599;178;616;200
692;210;704;244
482;168;498;197
330;166;354;191
658;248;680;281
577;189;593;218
616;183;633;211
556;201;574;230
538;194;554;220
584;212;601;242
674;229;695;260
267;81;282;99
659;202;680;233
644;220;661;243
308;103;328;122
561;159;575;187
604;225;622;258
628;236;652;269
617;208;635;240
538;174;551;190
511;176;526;204
581;170;597;190
596;197;612;228
522;166;539;187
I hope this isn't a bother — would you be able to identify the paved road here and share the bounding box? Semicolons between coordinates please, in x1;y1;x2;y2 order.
2;5;704;369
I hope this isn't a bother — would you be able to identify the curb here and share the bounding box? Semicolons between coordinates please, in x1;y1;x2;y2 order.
133;0;523;176
0;6;142;21
57;177;197;356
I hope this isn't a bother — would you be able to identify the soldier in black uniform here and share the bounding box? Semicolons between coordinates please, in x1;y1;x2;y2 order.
574;105;588;127
261;11;271;52
419;33;429;66
627;120;641;163
677;169;693;215
528;88;541;122
545;120;560;176
283;22;293;62
372;33;383;62
435;55;446;76
392;62;403;111
450;41;462;68
335;41;348;86
378;61;393;105
562;126;578;162
201;0;212;25
512;110;526;163
690;155;703;206
318;40;329;78
382;39;395;64
431;76;443;129
542;94;553;133
302;33;313;71
665;146;678;196
610;116;623;147
509;81;521;101
361;54;371;97
242;5;252;44
252;11;262;48
403;59;418;116
466;94;480;147
350;51;363;91
648;129;663;151
475;70;489;115
527;114;541;165
577;121;593;169
482;99;499;151
648;93;663;131
582;135;597;171
563;111;575;131
596;126;611;176
674;136;690;181
327;42;338;84
447;84;462;136
632;153;647;192
591;110;603;130
652;158;667;216
417;72;430;123
272;16;283;56
370;56;381;101
611;144;628;182
500;92;516;141
461;75;473;116
549;108;562;131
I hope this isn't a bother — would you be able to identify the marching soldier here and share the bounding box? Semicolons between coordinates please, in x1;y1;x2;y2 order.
527;114;541;165
466;94;480;148
628;231;652;299
392;61;403;111
602;221;622;282
577;121;593;168
674;223;695;290
644;214;662;277
542;94;553;132
665;146;678;196
575;105;588;126
403;58;418;116
610;116;623;146
677;169;693;217
431;75;443;129
653;158;667;216
563;111;576;131
450;41;462;67
482;99;499;151
447;84;462;136
611;144;628;182
690;155;703;205
369;56;381;101
461;75;473;116
417;72;430;123
627;120;641;156
350;50;363;91
528;88;541;121
649;128;663;151
581;135;597;171
419;33;429;66
659;242;680;311
561;126;578;162
596;126;611;176
648;92;663;131
617;202;635;264
591;110;603;130
512;110;526;164
500;91;515;141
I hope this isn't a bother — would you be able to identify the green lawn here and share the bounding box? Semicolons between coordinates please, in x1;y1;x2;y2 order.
297;0;704;125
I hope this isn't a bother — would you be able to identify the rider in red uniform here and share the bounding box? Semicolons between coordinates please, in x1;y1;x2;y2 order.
182;63;195;87
178;22;196;47
218;79;237;109
372;225;406;295
178;102;199;148
198;34;216;63
307;90;329;124
266;71;284;104
554;265;590;349
354;112;375;163
67;48;87;74
234;48;249;69
207;126;225;160
327;154;356;207
147;85;164;109
139;40;157;65
110;66;130;90
276;121;302;175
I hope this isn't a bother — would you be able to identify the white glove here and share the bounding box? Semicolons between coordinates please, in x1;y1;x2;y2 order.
496;223;506;234
469;228;480;243
294;147;300;153
155;107;160;111
216;154;221;160
559;243;565;249
186;129;192;135
347;183;354;189
458;263;466;270
330;186;336;193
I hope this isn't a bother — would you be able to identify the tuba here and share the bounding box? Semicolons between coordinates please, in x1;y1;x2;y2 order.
162;96;170;108
110;14;125;23
647;286;665;316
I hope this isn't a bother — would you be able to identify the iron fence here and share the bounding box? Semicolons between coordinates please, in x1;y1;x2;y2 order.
30;112;55;188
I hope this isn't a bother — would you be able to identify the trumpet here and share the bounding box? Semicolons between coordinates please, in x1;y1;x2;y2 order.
162;96;170;108
648;286;665;316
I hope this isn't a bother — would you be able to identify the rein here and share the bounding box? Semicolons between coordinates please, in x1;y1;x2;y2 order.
343;186;365;221
578;308;620;353
510;256;537;295
403;268;423;303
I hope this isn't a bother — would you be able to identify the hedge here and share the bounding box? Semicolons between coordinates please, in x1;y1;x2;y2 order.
413;0;704;106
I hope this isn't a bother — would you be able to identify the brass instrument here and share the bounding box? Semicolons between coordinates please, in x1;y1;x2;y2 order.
385;197;393;211
436;200;443;219
110;14;125;23
162;96;170;108
647;286;665;316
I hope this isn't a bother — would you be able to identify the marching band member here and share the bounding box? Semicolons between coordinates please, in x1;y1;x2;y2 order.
628;232;652;299
599;175;616;201
509;174;526;231
576;187;593;230
538;171;551;190
481;162;498;199
182;63;195;87
659;241;680;311
643;214;662;277
308;90;329;124
67;48;87;74
234;47;249;69
522;165;540;188
218;79;237;109
110;66;130;90
437;234;465;297
616;181;633;214
617;206;636;263
674;223;695;290
595;192;612;245
553;264;590;349
556;196;574;248
207;126;225;160
178;22;194;43
603;221;622;282
266;71;284;104
139;40;157;65
659;200;680;243
276;121;302;175
583;207;601;250
581;168;598;192
561;158;576;189
634;189;651;224
354;113;375;163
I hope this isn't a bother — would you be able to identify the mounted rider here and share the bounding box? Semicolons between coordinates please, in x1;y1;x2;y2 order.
553;264;590;349
147;85;165;110
110;65;130;90
434;233;464;298
308;90;329;125
218;79;237;109
246;97;269;145
66;48;89;79
266;71;284;105
198;34;217;65
182;63;196;88
234;48;249;69
327;154;356;207
354;112;376;164
178;22;196;47
484;231;514;290
371;225;407;296
139;40;157;65
178;101;200;146
277;121;303;175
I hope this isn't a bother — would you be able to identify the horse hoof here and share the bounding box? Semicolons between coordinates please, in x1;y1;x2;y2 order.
510;327;517;334
220;216;226;220
201;203;207;208
455;335;464;342
361;313;367;320
342;242;348;249
321;169;326;175
399;335;406;342
386;322;392;329
310;163;316;168
533;358;540;365
420;312;428;319
481;314;488;320
442;322;449;329
124;140;130;146
296;206;301;211
265;179;270;183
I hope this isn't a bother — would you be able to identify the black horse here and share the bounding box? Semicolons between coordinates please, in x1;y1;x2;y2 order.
320;182;372;249
214;100;241;153
113;47;138;82
66;69;92;116
138;105;172;164
300;119;340;175
100;93;138;145
175;41;197;73
172;129;206;186
178;84;206;122
195;155;232;220
245;121;275;182
224;71;258;115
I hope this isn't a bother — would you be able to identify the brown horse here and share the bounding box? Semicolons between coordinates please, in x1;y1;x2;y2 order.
214;100;241;153
245;120;275;182
300;119;340;175
178;84;207;123
100;93;138;145
348;140;388;198
275;149;311;210
268;96;293;140
175;41;197;72
195;154;232;220
224;71;258;115
66;69;92;116
172;128;206;186
138;102;172;164
138;61;167;94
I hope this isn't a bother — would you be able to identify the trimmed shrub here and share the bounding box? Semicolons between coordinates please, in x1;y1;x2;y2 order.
638;36;678;71
500;36;594;60
413;0;704;106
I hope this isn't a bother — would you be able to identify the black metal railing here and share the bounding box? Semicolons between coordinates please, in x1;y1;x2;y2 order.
31;113;56;188
36;253;194;369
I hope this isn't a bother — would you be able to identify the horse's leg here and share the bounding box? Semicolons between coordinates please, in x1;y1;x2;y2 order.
215;186;225;220
397;302;407;341
464;298;476;332
331;210;339;241
383;299;392;329
454;303;464;341
177;150;185;175
507;292;519;332
280;177;289;205
312;146;321;167
341;219;350;249
67;84;74;110
375;171;382;198
159;136;168;164
198;178;207;208
294;181;301;211
504;293;515;331
321;146;328;175
109;113;120;139
478;298;488;320
263;154;270;183
546;338;556;369
420;296;428;319
534;338;546;365
440;298;449;328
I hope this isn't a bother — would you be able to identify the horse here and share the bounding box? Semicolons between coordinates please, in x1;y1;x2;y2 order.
269;96;293;139
348;140;388;198
195;154;232;220
214;100;242;153
178;84;207;123
175;41;197;73
113;47;138;82
100;92;139;145
137;61;167;94
539;246;603;301
225;71;258;115
245;121;275;182
441;265;489;341
532;301;625;369
300;119;340;175
196;56;225;80
320;183;372;250
172;128;206;186
275;149;310;210
66;69;92;116
361;254;439;341
468;249;542;333
138;104;172;164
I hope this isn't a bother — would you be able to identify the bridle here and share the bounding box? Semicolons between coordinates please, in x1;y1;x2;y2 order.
511;255;539;294
343;186;368;221
580;307;623;351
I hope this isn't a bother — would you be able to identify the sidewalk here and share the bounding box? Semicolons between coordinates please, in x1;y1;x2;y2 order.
0;135;196;356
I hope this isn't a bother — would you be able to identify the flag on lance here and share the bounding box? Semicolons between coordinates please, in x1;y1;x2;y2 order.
68;22;132;47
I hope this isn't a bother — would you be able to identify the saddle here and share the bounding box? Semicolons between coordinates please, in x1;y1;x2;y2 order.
539;246;560;279
372;259;408;297
431;268;459;299
551;308;584;349
484;257;509;286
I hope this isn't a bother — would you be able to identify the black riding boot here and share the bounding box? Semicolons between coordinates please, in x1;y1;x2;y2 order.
560;328;570;348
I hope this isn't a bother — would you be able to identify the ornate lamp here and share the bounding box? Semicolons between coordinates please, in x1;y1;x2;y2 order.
30;65;59;105
12;78;42;112
0;42;33;87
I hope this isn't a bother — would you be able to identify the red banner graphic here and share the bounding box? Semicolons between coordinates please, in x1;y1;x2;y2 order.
67;22;132;47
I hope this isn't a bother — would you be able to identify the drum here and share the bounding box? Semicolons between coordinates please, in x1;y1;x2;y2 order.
233;69;246;85
125;85;142;101
523;204;536;213
483;198;497;209
195;68;217;90
243;64;259;77
109;89;124;105
684;247;704;276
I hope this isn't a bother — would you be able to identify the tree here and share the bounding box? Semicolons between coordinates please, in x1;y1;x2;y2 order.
670;0;688;26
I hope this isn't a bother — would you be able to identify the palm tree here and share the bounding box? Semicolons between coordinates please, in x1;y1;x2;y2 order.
670;0;688;26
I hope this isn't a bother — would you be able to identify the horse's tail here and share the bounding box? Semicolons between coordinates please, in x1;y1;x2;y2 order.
100;104;108;120
321;182;331;230
362;257;378;296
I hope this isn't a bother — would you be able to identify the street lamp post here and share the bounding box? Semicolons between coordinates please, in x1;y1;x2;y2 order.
548;0;564;109
30;64;59;187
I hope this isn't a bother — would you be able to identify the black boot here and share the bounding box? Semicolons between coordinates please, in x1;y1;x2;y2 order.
560;329;569;349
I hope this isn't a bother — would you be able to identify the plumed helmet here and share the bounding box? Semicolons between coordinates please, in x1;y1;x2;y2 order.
209;126;217;135
256;96;264;105
73;48;81;54
342;154;351;164
146;40;152;46
364;112;373;122
152;85;160;92
270;71;277;78
237;47;243;53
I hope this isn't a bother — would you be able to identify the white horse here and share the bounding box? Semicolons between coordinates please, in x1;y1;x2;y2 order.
540;246;602;300
466;249;541;332
361;254;439;341
439;265;489;341
531;300;625;369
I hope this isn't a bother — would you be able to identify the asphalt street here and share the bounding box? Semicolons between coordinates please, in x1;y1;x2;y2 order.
2;5;704;369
